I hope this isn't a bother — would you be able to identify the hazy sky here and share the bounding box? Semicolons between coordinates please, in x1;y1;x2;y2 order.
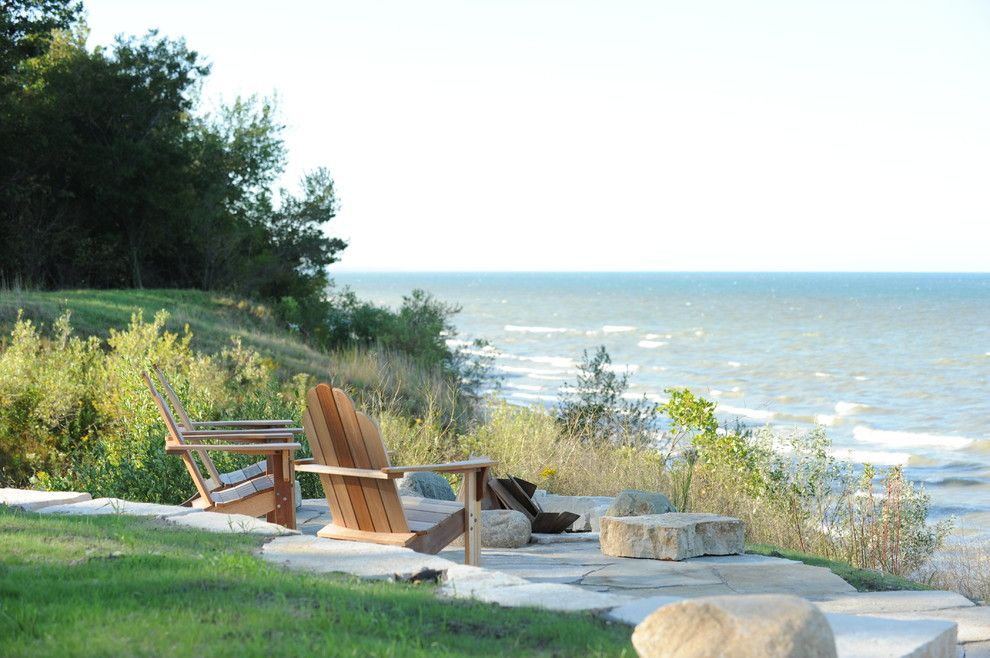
85;1;990;272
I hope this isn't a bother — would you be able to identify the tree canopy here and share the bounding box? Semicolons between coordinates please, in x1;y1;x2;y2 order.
0;0;345;302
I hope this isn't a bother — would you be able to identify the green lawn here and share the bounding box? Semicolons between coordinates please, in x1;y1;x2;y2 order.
747;543;931;592
0;288;329;379
0;507;632;657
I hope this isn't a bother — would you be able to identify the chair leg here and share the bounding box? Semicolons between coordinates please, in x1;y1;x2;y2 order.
268;451;297;529
463;469;481;566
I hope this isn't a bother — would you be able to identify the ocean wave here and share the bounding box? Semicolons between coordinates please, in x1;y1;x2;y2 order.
605;364;640;374
622;391;667;403
497;364;565;376
854;376;869;381
637;340;668;349
829;448;911;466
504;325;569;334
505;383;545;392
602;325;636;334
815;414;836;426
716;404;776;421
517;355;576;369
814;372;832;378
710;389;723;397
506;392;558;402
530;374;569;381
853;426;976;451
835;401;870;415
727;361;742;368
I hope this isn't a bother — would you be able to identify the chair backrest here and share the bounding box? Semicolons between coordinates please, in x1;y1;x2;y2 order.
152;366;195;429
303;384;410;534
142;371;213;502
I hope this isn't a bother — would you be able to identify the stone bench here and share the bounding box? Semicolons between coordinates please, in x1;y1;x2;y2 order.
599;513;744;560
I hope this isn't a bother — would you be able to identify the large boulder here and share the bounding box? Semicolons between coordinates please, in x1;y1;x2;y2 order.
396;472;456;501
631;594;837;658
599;513;744;560
606;490;676;517
452;509;531;548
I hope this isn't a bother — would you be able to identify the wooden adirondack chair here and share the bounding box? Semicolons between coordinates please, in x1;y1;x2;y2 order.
296;383;495;566
143;372;300;528
152;366;302;492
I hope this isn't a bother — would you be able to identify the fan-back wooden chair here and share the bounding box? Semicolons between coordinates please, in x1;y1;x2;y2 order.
296;383;495;565
143;372;300;528
152;366;302;493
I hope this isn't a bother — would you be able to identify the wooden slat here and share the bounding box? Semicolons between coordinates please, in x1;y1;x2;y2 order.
294;464;392;479
407;519;436;532
403;508;450;524
383;458;497;474
316;524;420;546
304;390;358;529
400;497;464;514
316;384;375;532
331;389;391;533
355;410;409;533
408;502;468;555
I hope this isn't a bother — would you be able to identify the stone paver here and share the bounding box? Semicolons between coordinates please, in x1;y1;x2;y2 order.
963;641;990;657
529;531;599;544
263;534;456;578
0;487;91;511
714;563;856;597
444;581;632;611
38;497;192;517
167;511;298;536
828;613;957;658
870;608;990;644
582;560;724;589
815;591;975;615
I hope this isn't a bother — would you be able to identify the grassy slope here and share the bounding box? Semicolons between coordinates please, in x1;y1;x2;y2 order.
747;543;930;592
0;288;329;379
0;508;632;657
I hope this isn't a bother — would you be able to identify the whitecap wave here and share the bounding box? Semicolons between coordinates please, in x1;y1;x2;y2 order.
828;447;911;466
505;383;544;392
605;363;640;374
497;365;565;376
835;401;870;415
602;325;636;334
814;372;832;378
637;340;668;349
507;392;558;402
710;389;723;397
727;361;742;368
517;355;576;369
717;404;776;421
530;374;569;381
853;426;975;451
815;414;836;426
854;376;869;381
504;325;569;334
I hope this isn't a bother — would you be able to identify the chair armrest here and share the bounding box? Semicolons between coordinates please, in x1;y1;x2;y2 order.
167;443;300;455
294;463;396;479
382;458;496;475
180;430;301;440
190;420;297;428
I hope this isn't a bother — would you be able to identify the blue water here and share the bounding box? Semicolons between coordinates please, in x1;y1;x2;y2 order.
332;272;990;530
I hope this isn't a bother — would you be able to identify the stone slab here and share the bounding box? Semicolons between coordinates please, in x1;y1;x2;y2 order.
715;563;857;597
530;531;600;544
0;487;91;511
963;641;990;657
582;560;723;589
167;512;298;536
828;612;957;658
871;607;990;644
440;564;532;597
446;580;632;611
262;535;456;578
815;591;975;615
37;497;192;517
600;513;744;560
606;595;686;625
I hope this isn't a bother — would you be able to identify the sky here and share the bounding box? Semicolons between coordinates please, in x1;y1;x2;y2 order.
84;0;990;272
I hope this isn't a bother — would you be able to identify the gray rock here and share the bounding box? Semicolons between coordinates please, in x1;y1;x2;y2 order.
453;509;531;548
632;594;838;658
600;512;744;560
396;472;455;501
589;503;611;532
606;489;676;517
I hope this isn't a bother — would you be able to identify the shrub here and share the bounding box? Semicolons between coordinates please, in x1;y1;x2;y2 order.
556;345;659;447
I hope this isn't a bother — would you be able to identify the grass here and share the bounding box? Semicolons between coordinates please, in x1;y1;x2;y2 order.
0;288;330;379
0;507;633;657
747;543;931;593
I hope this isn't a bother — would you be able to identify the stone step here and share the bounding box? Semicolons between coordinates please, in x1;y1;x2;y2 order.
608;596;958;658
37;497;192;517
600;512;744;560
0;487;91;511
